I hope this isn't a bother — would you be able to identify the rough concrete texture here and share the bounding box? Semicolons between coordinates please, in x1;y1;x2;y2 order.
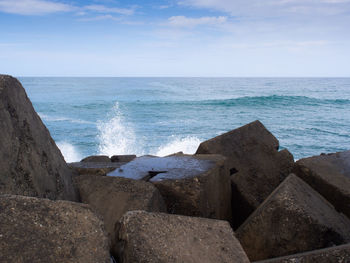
236;174;350;261
196;120;294;228
108;154;232;221
111;155;136;163
81;155;111;162
152;154;232;221
0;75;77;200
254;244;350;263
0;194;110;263
74;175;166;255
293;150;350;218
69;161;125;176
116;211;250;263
108;155;216;180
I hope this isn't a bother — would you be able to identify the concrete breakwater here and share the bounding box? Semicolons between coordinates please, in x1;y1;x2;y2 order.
1;75;350;262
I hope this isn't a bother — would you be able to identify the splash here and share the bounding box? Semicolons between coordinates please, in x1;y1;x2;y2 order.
156;136;201;156
56;141;82;162
97;102;138;156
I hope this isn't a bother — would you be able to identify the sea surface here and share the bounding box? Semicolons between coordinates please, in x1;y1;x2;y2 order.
19;77;350;162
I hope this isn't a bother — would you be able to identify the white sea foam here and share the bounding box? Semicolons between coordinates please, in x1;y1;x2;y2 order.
57;141;82;162
96;102;202;157
155;136;201;156
97;102;139;156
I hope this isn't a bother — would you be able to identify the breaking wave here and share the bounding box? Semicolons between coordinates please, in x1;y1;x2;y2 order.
97;102;139;156
56;141;82;162
155;136;201;156
96;103;201;157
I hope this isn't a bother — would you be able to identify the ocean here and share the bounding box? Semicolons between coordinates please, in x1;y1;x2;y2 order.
19;77;350;162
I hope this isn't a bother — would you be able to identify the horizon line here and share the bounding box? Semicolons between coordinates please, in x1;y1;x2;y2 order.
14;75;350;78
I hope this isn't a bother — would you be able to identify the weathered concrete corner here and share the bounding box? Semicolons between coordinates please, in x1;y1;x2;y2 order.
196;120;294;228
74;175;166;255
0;75;77;201
116;211;250;263
108;154;232;221
0;194;110;263
293;150;350;218
236;174;350;261
69;161;124;176
111;155;136;163
254;243;350;263
81;155;111;163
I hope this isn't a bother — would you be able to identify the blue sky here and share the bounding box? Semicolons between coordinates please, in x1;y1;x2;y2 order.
0;0;349;76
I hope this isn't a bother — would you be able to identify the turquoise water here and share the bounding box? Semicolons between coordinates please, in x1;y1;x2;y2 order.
20;77;350;162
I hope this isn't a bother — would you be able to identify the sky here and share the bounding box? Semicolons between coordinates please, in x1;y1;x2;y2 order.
0;0;349;77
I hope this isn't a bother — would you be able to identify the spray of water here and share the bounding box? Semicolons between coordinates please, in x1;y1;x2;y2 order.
97;102;138;156
57;141;82;162
156;136;201;156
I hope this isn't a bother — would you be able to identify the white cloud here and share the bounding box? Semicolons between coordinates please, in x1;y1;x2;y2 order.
179;0;350;16
223;40;329;49
76;11;86;16
84;4;134;15
0;42;26;47
0;1;135;16
0;0;73;15
319;0;350;3
158;5;171;9
168;15;227;27
78;14;122;22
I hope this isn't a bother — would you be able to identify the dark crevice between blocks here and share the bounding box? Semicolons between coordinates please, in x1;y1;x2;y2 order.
141;171;167;182
230;168;238;176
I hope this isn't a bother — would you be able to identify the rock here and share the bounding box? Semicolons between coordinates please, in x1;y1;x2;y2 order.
115;211;250;263
0;75;77;201
81;155;111;163
236;174;350;261
293;150;350;218
108;154;232;221
254;243;350;263
0;194;110;263
69;161;124;176
74;175;166;254
196;120;294;228
166;151;184;157
111;155;136;163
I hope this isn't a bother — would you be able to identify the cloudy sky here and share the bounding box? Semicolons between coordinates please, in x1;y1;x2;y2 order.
0;0;349;76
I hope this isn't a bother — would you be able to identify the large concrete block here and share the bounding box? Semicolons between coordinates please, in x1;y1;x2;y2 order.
293;150;350;218
0;75;77;200
69;161;124;177
111;155;136;163
75;175;166;254
196;120;294;228
108;154;232;221
236;174;350;261
254;244;350;263
81;155;111;162
115;211;250;263
0;194;110;263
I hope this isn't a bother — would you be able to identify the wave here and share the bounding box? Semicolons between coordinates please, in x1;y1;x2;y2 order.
198;95;350;107
97;102;140;156
131;95;350;107
308;127;350;138
155;136;201;157
71;103;111;110
38;113;95;125
56;141;82;162
96;102;202;157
